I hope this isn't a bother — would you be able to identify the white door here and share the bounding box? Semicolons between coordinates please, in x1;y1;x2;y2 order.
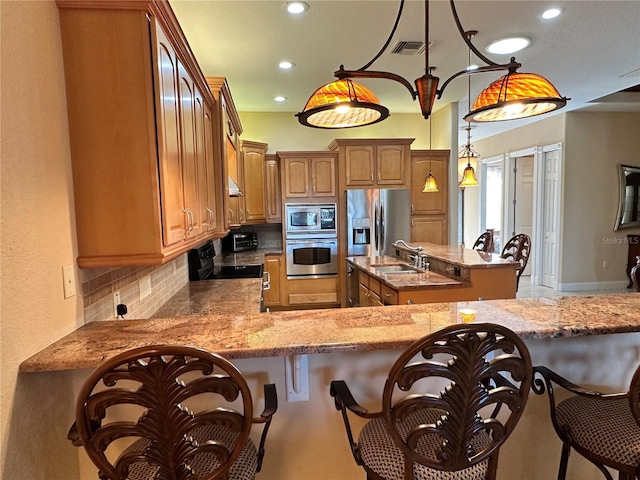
512;156;534;277
480;156;504;253
542;150;561;288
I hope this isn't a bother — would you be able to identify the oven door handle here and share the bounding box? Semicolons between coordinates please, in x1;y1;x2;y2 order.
286;239;337;245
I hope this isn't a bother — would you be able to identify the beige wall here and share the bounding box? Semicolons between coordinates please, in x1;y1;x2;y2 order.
468;112;640;287
239;108;453;153
562;111;640;284
1;1;82;478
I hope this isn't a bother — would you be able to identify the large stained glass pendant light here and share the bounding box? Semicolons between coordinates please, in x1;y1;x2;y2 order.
295;78;389;129
297;0;568;129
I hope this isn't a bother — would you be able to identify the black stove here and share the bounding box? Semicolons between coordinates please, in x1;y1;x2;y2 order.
187;241;263;280
212;264;263;279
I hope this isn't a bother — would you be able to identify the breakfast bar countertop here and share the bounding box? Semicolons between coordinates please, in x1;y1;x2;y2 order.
20;292;640;373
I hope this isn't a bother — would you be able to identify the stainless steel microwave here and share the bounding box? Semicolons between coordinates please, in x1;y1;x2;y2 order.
285;203;337;238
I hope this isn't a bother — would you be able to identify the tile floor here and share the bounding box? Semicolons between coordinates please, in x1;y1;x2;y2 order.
516;276;634;298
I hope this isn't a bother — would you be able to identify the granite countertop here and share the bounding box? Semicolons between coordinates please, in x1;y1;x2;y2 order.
151;279;263;317
405;242;518;268
20;293;640;372
347;256;468;290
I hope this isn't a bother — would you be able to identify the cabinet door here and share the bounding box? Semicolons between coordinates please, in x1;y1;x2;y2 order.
411;151;448;215
311;156;336;197
411;215;448;244
283;158;310;198
194;87;213;234
264;254;283;307
203;104;217;231
377;144;405;185
265;156;281;222
156;27;186;246
177;60;202;238
241;143;267;223
345;146;375;186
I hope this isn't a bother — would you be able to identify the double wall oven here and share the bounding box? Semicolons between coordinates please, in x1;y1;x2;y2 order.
285;203;338;278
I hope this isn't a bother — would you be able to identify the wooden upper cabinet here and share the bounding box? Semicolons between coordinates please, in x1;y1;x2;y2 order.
156;28;185;247
206;77;243;230
410;150;449;215
57;1;222;267
410;149;450;245
240;140;268;224
329;138;414;188
282;157;310;198
311;157;337;197
344;146;375;186
278;152;337;201
265;154;281;223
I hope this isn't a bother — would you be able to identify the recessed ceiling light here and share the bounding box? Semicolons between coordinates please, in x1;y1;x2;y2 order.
279;61;295;70
540;7;564;20
286;2;309;15
274;96;287;102
485;37;531;55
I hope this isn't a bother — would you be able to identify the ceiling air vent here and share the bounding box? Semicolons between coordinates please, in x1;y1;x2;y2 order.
390;41;427;55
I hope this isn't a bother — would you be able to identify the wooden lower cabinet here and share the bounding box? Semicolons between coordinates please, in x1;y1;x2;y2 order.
263;253;284;308
286;277;339;308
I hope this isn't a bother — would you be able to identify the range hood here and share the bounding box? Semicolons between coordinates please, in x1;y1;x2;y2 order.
228;176;243;197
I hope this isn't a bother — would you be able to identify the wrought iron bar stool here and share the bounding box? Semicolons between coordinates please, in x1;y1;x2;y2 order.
330;323;532;480
533;365;640;480
500;233;531;291
472;230;495;253
68;344;278;480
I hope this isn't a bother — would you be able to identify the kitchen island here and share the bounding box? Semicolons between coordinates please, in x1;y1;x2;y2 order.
347;242;520;305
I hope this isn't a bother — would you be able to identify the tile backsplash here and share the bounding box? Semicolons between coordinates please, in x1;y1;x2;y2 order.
81;254;189;323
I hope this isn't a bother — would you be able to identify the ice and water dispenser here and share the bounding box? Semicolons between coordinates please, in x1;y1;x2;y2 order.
349;217;371;255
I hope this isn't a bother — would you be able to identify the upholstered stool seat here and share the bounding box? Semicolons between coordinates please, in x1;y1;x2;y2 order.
534;364;640;480
555;395;640;470
359;409;491;480
124;424;259;480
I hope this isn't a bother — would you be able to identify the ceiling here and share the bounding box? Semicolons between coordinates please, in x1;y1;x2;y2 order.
169;0;640;142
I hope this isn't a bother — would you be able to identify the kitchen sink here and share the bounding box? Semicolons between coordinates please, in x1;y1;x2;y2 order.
372;264;422;274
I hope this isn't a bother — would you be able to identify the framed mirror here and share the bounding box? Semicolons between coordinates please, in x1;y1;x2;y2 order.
614;163;640;230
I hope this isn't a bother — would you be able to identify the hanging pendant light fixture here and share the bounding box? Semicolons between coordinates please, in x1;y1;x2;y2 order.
296;78;389;128
459;36;479;188
297;0;568;129
422;113;439;192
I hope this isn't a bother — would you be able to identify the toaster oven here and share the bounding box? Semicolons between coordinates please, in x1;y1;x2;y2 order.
222;232;258;252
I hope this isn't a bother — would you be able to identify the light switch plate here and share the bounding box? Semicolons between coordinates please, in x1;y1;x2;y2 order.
62;265;76;299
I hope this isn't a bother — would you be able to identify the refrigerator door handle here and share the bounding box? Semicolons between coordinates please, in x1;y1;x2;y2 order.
374;202;380;253
380;199;385;249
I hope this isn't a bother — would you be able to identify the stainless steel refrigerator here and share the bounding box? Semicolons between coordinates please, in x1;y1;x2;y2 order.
347;189;410;256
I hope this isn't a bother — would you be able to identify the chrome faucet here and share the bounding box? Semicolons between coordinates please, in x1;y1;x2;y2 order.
393;240;426;268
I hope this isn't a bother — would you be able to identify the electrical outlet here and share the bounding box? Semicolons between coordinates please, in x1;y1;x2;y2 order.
113;290;121;318
62;264;76;299
603;260;609;269
139;275;152;300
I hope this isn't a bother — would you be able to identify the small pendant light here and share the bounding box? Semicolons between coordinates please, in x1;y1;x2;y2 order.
423;116;439;192
459;39;479;188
